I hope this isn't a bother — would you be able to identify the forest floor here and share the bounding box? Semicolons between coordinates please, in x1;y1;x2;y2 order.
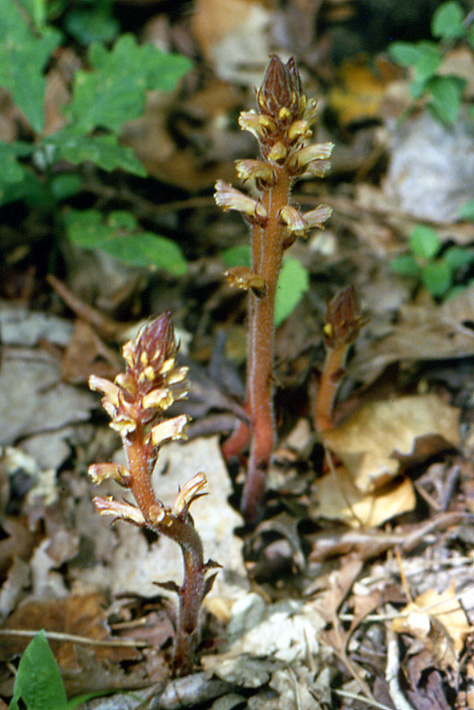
2;1;474;708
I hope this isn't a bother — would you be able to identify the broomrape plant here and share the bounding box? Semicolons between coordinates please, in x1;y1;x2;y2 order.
215;55;334;523
88;313;219;676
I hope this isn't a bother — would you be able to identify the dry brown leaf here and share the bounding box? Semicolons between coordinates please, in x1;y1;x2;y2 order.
391;583;470;671
323;394;460;493
328;57;398;126
350;289;474;384
313;466;415;527
0;591;139;668
191;0;271;85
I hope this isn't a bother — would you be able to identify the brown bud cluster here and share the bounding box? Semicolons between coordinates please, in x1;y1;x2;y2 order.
215;55;333;241
89;313;188;444
323;286;366;350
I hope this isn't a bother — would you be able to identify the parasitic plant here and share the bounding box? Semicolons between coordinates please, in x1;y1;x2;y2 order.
215;55;334;522
88;313;219;676
314;285;365;432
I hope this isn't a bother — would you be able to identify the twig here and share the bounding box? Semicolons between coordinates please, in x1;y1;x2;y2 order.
0;628;148;648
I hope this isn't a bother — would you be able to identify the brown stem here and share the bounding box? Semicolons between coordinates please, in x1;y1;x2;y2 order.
314;344;348;433
241;168;292;523
124;427;206;676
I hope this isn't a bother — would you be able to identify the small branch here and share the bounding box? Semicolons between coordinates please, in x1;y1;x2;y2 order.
0;629;148;648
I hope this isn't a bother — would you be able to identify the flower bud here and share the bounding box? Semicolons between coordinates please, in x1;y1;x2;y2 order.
257;55;302;124
304;205;333;229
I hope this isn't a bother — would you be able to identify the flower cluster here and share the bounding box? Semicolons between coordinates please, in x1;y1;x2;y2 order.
88;313;216;675
215;55;334;246
214;55;335;522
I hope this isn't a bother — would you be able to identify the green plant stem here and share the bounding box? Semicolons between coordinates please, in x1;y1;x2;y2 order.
124;424;206;677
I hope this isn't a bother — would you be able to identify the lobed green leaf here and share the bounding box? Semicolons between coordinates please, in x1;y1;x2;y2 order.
65;209;187;275
69;34;192;134
389;41;441;83
0;0;61;133
46;131;147;175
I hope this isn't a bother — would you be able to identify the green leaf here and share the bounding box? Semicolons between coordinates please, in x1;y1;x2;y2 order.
9;630;68;710
0;171;48;207
390;253;422;277
17;0;47;29
274;258;309;327
0;1;61;133
459;199;474;221
389;41;441;83
0;142;35;183
431;1;465;40
46;131;146;175
409;225;441;260
421;259;453;297
65;7;120;46
443;245;474;270
50;173;83;201
426;75;465;124
69;34;192;133
65;209;187;275
221;245;251;268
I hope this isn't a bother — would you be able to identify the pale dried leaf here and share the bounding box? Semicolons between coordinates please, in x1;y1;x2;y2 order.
323;395;460;493
313;466;416;527
391;583;470;671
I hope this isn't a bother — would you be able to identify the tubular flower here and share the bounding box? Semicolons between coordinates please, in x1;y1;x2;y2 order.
214;55;334;523
88;312;218;677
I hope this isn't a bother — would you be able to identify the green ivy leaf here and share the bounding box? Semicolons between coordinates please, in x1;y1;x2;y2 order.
46;131;146;175
431;1;465;40
274;258;309;327
421;259;453;297
389;41;441;83
221;245;251;268
426;75;465;124
0;1;61;133
65;209;187;275
409;225;441;260
390;253;422;277
69;34;192;133
9;630;68;710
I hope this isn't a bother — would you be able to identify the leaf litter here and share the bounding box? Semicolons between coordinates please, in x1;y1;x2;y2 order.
4;2;474;708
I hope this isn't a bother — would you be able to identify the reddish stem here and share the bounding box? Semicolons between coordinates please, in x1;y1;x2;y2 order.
124;426;207;677
241;168;292;523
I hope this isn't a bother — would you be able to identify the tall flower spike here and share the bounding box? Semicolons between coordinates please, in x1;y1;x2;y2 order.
215;55;334;523
88;313;217;676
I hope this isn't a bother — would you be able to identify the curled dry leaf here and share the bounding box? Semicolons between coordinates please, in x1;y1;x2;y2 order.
312;466;416;527
322;394;460;494
391;582;470;672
